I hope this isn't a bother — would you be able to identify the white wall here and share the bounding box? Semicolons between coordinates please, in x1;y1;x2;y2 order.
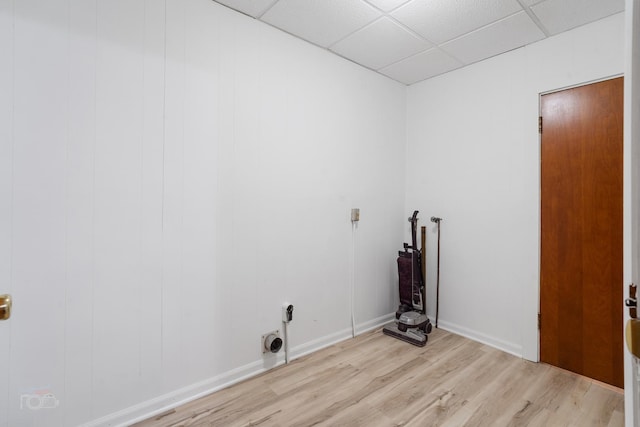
0;1;406;426
406;13;625;361
0;0;11;423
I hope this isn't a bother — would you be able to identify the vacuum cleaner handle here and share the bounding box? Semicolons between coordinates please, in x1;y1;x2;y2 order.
409;211;419;250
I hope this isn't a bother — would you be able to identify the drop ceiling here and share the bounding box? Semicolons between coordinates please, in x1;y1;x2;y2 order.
213;0;625;85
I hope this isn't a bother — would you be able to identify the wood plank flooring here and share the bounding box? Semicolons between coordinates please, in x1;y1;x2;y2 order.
133;328;624;427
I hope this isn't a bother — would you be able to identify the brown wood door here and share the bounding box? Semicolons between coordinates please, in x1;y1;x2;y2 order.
540;77;623;388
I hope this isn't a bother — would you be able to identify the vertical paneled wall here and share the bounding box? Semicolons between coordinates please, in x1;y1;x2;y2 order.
65;0;99;423
11;1;70;426
0;0;12;424
0;1;407;425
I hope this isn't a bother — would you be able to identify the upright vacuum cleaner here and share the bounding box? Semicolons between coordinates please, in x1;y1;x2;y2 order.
383;211;432;346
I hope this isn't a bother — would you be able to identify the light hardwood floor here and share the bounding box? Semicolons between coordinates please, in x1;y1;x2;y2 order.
133;328;624;427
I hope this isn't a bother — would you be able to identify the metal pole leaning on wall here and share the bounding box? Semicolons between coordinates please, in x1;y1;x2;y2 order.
421;226;426;314
431;217;442;328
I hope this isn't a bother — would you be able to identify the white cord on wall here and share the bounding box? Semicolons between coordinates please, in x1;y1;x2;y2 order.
284;320;289;364
351;220;357;338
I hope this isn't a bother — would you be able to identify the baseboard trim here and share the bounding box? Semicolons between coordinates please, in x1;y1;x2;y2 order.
356;313;395;335
436;319;523;358
80;315;394;427
290;313;394;361
81;357;284;427
290;327;353;361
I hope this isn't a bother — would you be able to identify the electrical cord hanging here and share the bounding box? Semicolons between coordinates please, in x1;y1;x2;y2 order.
351;221;357;338
284;321;289;364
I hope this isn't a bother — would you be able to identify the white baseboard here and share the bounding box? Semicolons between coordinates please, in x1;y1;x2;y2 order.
80;315;394;427
436;319;523;358
290;313;395;361
289;327;353;361
355;313;395;335
355;313;522;359
80;357;285;427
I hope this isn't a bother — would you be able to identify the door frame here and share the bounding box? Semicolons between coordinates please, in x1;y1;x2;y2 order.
624;0;640;424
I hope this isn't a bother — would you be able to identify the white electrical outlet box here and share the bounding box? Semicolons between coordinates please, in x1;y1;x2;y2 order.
283;303;293;323
351;208;360;222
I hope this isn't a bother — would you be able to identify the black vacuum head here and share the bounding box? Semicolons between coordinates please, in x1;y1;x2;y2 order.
382;322;428;347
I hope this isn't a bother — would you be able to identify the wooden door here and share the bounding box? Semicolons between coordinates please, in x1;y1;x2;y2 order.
540;77;624;388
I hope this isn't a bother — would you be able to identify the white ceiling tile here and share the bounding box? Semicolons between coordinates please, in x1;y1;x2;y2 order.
364;0;411;12
217;0;624;86
261;0;382;48
213;0;276;18
440;11;545;65
330;17;432;70
379;48;463;84
530;0;624;35
392;0;524;44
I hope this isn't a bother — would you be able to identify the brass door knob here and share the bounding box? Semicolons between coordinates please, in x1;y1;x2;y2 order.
0;294;12;320
627;319;640;358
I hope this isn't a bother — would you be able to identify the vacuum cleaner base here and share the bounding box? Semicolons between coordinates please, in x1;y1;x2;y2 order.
382;321;428;347
398;311;430;330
